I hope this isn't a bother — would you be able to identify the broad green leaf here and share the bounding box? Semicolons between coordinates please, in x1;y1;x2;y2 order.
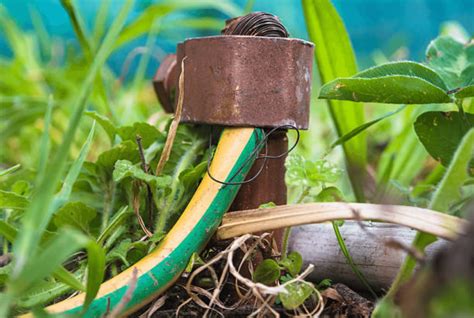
426;36;474;90
302;0;366;201
279;252;303;277
320;76;451;104
113;160;171;188
355;61;448;90
330;106;406;148
96;140;140;174
11;1;133;283
0;164;20;178
414;111;474;167
97;206;130;245
0;190;29;209
279;281;314;310
253;259;280;285
53;202;97;234
85;111;116;142
117;122;164;148
455;85;474;99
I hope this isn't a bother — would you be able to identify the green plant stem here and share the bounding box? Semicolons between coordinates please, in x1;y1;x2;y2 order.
332;221;377;298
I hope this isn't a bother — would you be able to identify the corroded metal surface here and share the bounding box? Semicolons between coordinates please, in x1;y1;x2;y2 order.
152;54;178;113
175;35;313;129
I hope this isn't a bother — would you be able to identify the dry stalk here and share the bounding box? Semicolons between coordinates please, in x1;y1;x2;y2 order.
132;182;153;238
155;57;186;176
217;202;467;241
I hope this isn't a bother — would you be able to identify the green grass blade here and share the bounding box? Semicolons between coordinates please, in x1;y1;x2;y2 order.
11;0;133;280
330;105;406;149
9;228;88;296
91;0;111;52
52;122;96;210
83;241;105;310
114;0;240;49
37;96;54;182
0;221;85;292
331;221;377;298
302;0;367;202
60;0;91;58
97;206;130;245
54;266;85;292
0;164;21;178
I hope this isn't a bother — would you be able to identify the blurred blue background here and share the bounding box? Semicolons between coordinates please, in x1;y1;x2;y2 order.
1;0;473;75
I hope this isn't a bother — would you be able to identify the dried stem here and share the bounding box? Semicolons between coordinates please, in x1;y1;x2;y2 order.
155;57;186;176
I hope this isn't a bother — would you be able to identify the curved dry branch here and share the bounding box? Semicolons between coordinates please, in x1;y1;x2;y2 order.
217;203;468;241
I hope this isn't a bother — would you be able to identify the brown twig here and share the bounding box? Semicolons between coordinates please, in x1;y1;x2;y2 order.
155;57;186;176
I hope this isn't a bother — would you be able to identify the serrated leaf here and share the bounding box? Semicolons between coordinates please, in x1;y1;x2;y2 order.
253;259;280;285
414;111;474;167
279;252;303;277
426;36;474;89
279;281;314;310
85;111;116;142
113;160;171;188
53;202;97;234
118;122;164;148
0;190;29;209
320;76;451;104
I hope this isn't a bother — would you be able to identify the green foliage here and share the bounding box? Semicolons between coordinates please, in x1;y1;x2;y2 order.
426;36;474;90
253;259;281;285
0;0;224;313
302;0;367;202
252;251;316;311
414;111;474;167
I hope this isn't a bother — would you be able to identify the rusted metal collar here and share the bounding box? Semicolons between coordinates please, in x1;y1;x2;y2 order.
153;35;313;129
